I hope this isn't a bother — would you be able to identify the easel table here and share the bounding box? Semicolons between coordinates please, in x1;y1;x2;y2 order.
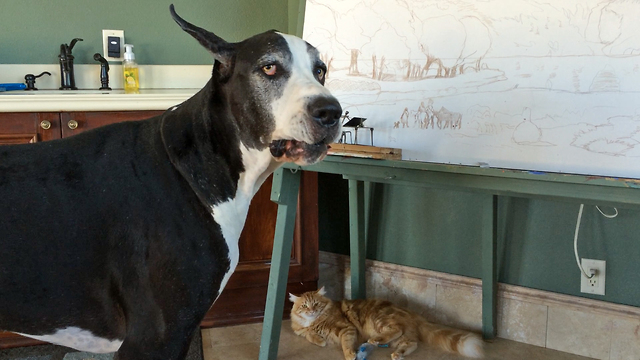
258;156;640;360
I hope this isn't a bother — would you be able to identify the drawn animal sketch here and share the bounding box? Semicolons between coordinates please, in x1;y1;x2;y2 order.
435;107;462;130
397;100;461;131
305;0;640;178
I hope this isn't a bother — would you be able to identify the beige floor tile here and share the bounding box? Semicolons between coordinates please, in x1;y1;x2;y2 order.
483;337;596;360
203;323;261;347
202;321;596;360
546;306;612;360
203;343;260;360
609;316;640;360
497;297;548;347
434;284;483;331
201;344;216;360
201;329;213;350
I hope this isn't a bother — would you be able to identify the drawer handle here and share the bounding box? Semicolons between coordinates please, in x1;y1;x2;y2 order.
40;120;51;130
68;120;78;130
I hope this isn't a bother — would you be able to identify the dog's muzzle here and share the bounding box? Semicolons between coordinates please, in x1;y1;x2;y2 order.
270;96;342;165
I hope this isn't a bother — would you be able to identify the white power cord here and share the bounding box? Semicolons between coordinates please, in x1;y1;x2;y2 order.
573;204;618;279
596;206;618;219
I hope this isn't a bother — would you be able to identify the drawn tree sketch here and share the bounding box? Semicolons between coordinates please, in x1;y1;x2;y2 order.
304;0;640;178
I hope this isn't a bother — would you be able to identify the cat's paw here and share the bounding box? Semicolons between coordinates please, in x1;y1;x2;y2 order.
345;349;357;360
391;352;404;360
367;338;380;346
306;333;327;347
314;339;327;347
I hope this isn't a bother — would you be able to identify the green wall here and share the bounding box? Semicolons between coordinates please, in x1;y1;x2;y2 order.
0;0;292;65
319;173;640;308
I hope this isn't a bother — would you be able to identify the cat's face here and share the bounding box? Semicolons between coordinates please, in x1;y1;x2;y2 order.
289;287;330;323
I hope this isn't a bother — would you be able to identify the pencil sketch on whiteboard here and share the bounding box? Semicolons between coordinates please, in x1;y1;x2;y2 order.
304;0;640;178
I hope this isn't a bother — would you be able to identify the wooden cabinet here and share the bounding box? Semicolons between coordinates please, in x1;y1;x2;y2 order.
0;111;319;348
59;111;164;137
0;113;61;144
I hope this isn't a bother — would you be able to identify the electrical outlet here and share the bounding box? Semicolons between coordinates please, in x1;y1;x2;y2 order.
580;259;606;295
102;30;124;61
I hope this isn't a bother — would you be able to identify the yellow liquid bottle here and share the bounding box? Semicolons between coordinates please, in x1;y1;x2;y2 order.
123;66;139;93
123;44;139;94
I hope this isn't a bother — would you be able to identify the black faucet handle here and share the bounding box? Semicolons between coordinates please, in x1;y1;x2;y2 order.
68;38;83;52
24;71;52;91
34;71;52;79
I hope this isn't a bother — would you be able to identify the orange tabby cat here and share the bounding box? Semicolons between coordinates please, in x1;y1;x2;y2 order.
341;298;483;359
289;287;359;360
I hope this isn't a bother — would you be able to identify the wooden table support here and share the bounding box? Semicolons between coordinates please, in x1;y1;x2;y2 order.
258;168;301;360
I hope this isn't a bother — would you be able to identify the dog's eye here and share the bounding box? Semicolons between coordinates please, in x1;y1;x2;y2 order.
315;67;325;80
262;64;277;76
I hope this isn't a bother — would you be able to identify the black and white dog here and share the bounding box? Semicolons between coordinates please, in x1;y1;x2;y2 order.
0;5;341;359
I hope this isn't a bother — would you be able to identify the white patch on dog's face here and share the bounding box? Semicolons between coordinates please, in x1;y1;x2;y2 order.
270;33;336;144
16;327;123;353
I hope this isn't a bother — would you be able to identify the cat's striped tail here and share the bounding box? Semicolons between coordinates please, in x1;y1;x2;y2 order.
417;319;484;358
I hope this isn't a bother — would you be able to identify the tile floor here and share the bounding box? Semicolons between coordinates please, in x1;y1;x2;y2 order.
201;321;596;360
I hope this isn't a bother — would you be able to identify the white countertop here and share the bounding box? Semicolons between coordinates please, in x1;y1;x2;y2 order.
0;88;200;112
0;64;209;112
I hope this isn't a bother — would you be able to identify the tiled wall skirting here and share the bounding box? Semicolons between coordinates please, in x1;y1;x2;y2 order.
318;251;640;360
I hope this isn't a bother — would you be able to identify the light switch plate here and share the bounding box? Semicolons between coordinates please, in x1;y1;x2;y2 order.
102;29;124;61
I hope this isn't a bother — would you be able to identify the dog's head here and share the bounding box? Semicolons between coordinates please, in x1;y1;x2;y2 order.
170;5;342;166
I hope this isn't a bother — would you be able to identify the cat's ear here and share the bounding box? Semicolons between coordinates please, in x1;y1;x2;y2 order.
289;293;299;303
316;286;326;296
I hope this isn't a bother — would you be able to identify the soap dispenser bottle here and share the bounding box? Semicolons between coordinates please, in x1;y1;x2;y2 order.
123;44;139;93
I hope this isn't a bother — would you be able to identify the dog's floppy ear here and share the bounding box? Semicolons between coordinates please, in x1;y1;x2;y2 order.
170;4;235;78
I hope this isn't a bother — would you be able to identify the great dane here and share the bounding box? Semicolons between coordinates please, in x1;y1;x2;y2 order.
0;5;341;359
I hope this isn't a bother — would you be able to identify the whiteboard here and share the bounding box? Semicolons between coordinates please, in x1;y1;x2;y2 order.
304;0;640;178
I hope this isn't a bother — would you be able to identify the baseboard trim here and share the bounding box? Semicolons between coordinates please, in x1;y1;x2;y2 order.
319;251;640;320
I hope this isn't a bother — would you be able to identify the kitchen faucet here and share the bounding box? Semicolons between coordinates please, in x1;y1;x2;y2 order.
58;38;83;90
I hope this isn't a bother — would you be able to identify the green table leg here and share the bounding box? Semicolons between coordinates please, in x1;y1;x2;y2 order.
482;194;498;339
348;179;366;300
258;168;301;360
364;181;374;242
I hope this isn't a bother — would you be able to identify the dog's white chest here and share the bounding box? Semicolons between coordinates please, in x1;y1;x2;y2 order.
210;146;275;295
210;196;248;293
16;327;123;353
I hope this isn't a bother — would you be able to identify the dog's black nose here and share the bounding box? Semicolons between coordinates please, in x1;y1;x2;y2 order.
309;97;342;127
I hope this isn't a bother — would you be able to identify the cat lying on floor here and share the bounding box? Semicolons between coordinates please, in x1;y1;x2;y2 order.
289;288;483;360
